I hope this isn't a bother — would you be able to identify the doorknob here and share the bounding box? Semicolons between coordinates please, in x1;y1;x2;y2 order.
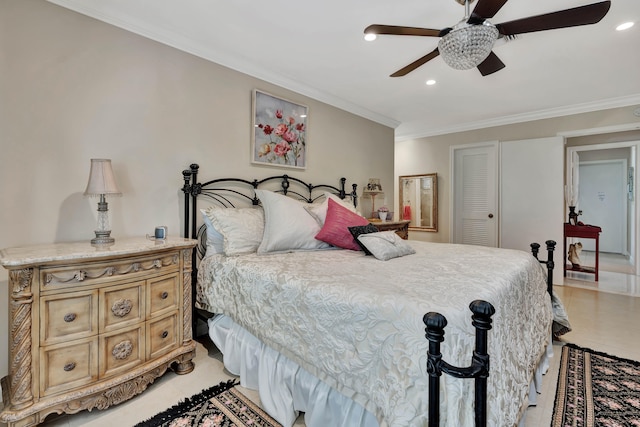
488;213;494;218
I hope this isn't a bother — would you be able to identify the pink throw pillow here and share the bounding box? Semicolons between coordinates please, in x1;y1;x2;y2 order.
315;199;369;250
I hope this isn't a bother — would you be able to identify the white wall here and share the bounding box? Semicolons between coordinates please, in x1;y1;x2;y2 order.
0;1;395;381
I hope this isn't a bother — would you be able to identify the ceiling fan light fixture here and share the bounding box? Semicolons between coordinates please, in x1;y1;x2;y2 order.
438;22;498;70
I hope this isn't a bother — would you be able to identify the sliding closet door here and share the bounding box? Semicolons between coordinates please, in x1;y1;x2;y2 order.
500;136;564;253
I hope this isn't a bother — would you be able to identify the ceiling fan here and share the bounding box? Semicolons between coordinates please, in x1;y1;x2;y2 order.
364;0;611;77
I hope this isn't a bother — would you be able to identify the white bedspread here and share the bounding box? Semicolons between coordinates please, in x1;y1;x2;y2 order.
197;241;553;426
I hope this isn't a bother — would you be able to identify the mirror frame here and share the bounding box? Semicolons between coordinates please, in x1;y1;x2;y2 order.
399;173;438;232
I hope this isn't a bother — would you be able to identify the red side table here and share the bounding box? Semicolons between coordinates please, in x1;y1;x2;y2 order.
564;223;602;281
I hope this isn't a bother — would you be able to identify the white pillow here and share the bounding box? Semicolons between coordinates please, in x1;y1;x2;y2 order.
357;231;416;261
304;192;357;226
256;189;330;254
200;208;225;256
202;206;265;256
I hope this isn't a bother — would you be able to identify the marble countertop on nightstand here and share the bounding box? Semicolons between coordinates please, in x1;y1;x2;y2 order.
0;236;197;268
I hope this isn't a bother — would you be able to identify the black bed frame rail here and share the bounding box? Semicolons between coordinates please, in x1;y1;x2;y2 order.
424;300;495;427
530;240;556;297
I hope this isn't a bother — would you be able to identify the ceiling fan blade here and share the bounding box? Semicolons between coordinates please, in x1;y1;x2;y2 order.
496;0;611;36
390;48;440;77
471;0;509;20
364;24;441;37
477;51;506;76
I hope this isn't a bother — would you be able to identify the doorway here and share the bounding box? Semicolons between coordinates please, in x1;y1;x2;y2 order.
566;141;638;275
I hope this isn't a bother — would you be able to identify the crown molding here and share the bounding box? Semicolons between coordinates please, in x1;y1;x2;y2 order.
46;0;401;130
395;94;640;141
45;0;640;140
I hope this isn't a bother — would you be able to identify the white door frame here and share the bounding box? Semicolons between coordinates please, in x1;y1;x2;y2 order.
566;141;638;271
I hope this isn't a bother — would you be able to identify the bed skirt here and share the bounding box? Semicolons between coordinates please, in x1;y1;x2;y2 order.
209;314;552;427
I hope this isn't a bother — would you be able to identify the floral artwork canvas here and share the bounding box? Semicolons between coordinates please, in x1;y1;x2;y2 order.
252;90;308;169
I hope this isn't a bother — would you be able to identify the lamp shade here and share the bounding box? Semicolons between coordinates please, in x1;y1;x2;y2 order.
84;159;122;196
363;178;382;194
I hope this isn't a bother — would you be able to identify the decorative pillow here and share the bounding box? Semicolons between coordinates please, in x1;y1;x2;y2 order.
357;231;416;261
315;199;369;251
256;189;330;253
200;208;225;256
304;192;357;226
202;206;265;256
347;223;380;255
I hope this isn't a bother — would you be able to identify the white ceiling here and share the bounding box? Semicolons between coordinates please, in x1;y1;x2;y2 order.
48;0;640;140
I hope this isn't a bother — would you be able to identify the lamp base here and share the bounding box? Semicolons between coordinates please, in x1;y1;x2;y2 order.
91;231;115;245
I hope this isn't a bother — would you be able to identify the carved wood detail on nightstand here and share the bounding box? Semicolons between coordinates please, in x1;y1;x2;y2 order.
8;268;34;410
181;248;193;343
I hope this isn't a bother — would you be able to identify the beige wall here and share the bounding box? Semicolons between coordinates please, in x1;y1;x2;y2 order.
0;1;394;381
396;107;640;243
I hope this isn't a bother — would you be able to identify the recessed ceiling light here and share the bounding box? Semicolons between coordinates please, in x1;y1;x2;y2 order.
616;22;634;31
426;79;436;86
364;33;377;41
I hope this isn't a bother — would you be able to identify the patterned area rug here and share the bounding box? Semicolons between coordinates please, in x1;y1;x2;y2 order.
134;379;282;427
552;343;640;426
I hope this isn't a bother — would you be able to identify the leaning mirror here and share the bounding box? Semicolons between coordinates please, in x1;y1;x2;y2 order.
399;173;438;232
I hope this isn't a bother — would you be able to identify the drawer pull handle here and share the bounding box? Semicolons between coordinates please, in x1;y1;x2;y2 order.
160;291;169;300
63;362;76;372
64;313;77;323
112;299;133;317
161;331;169;339
112;340;133;360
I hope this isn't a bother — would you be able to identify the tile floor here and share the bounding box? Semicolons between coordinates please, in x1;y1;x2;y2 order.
2;278;639;427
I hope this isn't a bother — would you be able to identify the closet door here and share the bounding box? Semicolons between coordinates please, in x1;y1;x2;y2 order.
500;136;564;252
451;142;498;247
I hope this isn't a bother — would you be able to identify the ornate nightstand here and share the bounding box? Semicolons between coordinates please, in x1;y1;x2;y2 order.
372;220;411;240
0;236;197;427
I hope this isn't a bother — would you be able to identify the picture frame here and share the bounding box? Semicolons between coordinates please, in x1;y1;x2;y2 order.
251;89;308;169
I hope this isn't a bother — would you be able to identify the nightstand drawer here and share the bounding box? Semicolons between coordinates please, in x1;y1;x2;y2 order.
100;324;145;379
40;291;98;345
147;273;179;317
40;338;98;397
100;281;145;332
147;312;179;359
40;252;180;292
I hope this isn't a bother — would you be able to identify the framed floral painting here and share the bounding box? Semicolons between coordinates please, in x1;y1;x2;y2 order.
251;90;308;169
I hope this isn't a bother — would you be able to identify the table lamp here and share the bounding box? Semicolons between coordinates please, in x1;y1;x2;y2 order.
84;159;122;245
363;178;383;218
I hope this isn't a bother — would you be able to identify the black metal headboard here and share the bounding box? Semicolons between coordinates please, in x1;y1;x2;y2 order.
181;163;358;254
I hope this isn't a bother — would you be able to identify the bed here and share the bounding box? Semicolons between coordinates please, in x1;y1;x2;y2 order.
181;164;556;427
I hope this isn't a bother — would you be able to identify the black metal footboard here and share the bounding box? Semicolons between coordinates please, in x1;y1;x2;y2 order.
424;300;495;427
424;241;555;426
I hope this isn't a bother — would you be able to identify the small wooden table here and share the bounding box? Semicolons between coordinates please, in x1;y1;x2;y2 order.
372;219;411;240
564;223;602;281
